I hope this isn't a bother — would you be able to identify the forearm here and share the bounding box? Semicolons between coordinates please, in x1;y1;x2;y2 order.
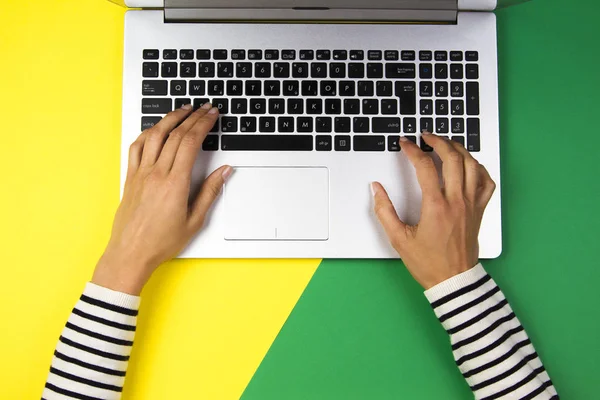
43;283;140;400
425;264;558;400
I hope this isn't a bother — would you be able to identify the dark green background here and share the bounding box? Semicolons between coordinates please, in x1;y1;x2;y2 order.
242;0;600;398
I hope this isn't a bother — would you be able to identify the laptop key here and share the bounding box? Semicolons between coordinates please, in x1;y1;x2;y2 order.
255;63;271;78
278;117;294;132
174;98;190;109
344;99;360;115
163;49;178;59
451;135;465;146
339;81;355;97
466;82;480;115
288;99;304;114
292;62;309;78
274;62;290;78
350;50;364;60
385;50;399;61
334;135;351;151
250;98;266;114
466;51;479;62
265;50;279;60
420;136;433;152
193;98;209;110
180;62;196;78
420;81;433;97
436;118;449;133
435;81;448;97
300;50;314;60
451;82;464;97
401;51;416;61
283;80;299;96
248;50;262;60
217;62;234;78
213;98;228;114
170;80;187;95
385;63;416;79
354;136;385;151
311;63;327;78
307;99;323;114
264;80;281;96
316;135;333;151
316;117;332;133
368;50;382;60
231;50;245;60
316;50;331;60
396;81;417;115
333;50;348;60
297;117;313;132
436;100;448;115
450;64;463;79
358;81;374;96
435;64;448;79
420;63;433;79
452;118;465;133
419;51;433;61
367;63;384;78
404;135;417;144
403;117;417;133
434;51;448;61
373;117;401;133
180;49;194;59
202;135;219;151
143;49;159;59
325;99;341;115
221;135;313;151
208;80;224;95
467;118;480;152
240;116;257;132
198;62;215;77
330;63;346;78
353;117;369;133
231;98;248;114
376;81;393;97
142;98;172;114
451;100;464;115
282;50;296;60
141;116;162;131
226;80;243;96
268;98;285;114
420;100;433;115
362;99;378;115
321;81;336;96
302;81;318;96
466;64;479;79
450;51;463;61
196;49;210;60
246;80;262;96
161;62;177;77
142;80;167;96
213;49;228;60
236;62;252;78
334;117;351;133
388;136;401;152
259;117;276;132
420;118;434;133
348;63;365;78
221;117;238;132
381;99;398;115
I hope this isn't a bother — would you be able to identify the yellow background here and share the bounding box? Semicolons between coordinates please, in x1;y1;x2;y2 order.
0;1;319;398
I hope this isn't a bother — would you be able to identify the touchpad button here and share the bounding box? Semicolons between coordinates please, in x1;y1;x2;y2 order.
224;167;329;240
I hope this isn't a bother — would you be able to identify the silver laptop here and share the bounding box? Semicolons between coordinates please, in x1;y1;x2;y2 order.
119;0;521;259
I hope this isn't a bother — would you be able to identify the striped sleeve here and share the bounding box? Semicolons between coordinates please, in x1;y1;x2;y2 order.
42;283;140;400
425;264;558;400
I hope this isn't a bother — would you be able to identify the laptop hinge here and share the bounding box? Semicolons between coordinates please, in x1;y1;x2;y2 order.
164;0;458;23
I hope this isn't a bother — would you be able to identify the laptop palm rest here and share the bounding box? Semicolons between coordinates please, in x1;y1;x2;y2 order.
223;167;329;241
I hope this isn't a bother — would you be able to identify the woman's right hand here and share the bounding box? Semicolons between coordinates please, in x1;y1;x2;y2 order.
372;133;496;290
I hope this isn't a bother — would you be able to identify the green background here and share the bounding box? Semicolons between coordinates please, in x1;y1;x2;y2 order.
242;0;600;398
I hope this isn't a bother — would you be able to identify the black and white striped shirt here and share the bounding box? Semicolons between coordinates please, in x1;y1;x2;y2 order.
43;264;558;399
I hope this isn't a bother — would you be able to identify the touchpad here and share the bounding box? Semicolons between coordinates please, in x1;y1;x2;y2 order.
224;167;329;240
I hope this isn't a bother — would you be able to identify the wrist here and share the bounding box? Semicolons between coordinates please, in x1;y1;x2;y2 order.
92;251;153;295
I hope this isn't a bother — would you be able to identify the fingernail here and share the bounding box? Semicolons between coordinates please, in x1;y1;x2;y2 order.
222;166;233;181
201;102;212;110
208;107;219;115
370;182;379;197
181;103;192;110
422;131;431;135
399;137;408;142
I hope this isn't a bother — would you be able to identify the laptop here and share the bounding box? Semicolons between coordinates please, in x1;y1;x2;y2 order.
118;0;523;259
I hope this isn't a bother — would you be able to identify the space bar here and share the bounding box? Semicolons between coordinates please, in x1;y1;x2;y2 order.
221;135;313;151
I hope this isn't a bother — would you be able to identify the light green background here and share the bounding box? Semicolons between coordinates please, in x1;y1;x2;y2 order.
243;0;600;398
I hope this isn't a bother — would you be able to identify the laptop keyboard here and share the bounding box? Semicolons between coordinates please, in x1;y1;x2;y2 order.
141;48;481;152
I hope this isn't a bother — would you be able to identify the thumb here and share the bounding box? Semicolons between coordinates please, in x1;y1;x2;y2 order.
189;165;233;231
371;182;409;249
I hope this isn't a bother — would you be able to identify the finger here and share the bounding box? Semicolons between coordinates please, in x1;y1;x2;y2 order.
155;103;212;171
449;140;481;202
371;182;409;250
476;164;496;210
188;165;233;231
421;133;464;200
171;107;220;177
140;104;194;167
400;137;443;199
127;131;147;179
